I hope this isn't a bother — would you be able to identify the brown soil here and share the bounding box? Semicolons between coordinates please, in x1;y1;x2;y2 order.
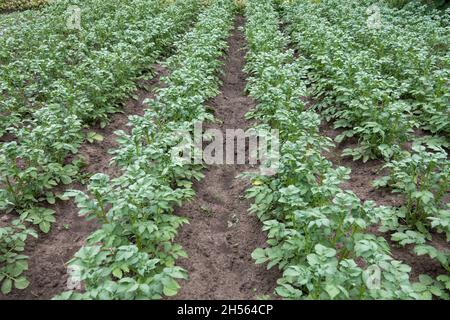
0;131;16;142
320;121;403;207
0;65;167;300
320;121;449;280
0;183;97;300
171;16;279;300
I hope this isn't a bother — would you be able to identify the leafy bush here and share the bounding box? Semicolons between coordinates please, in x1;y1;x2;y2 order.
385;0;450;9
373;144;450;232
372;144;450;278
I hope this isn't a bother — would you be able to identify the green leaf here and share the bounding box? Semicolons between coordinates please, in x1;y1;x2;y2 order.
1;279;12;295
14;277;30;290
284;268;301;278
112;268;123;279
412;282;427;292
325;284;340;299
39;221;51;233
86;132;104;143
418;274;433;286
275;285;291;298
11;260;28;277
163;279;180;297
315;244;336;257
251;248;267;264
46;193;56;204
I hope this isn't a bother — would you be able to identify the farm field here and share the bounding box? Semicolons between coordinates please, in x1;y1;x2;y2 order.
0;0;449;301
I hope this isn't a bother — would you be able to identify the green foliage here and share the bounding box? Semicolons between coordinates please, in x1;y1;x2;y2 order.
372;144;450;276
0;0;203;296
243;0;427;300
385;0;450;9
385;0;410;8
86;132;104;144
20;207;55;233
0;0;201;213
282;0;449;161
54;0;235;300
0;109;83;213
279;0;449;297
0;219;37;295
373;144;450;234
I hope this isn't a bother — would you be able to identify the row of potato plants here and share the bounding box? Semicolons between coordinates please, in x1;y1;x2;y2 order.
281;0;449;162
1;0;170;131
281;0;450;285
371;144;450;277
243;0;448;299
54;0;235;299
0;0;202;295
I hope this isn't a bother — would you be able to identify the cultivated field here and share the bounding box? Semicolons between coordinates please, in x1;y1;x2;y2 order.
0;0;449;300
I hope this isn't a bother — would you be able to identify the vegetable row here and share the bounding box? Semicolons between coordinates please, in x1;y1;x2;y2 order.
55;0;235;299
243;0;448;300
0;0;202;295
282;0;449;162
280;0;450;288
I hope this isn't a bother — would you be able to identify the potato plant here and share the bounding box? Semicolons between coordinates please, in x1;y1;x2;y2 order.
372;144;450;284
0;0;201;209
1;0;447;302
0;220;37;294
373;144;450;233
278;0;449;298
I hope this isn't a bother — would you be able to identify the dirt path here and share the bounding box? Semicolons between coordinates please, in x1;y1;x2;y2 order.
172;16;279;300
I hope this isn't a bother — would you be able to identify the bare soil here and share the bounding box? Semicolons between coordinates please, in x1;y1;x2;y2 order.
171;16;279;300
0;65;167;300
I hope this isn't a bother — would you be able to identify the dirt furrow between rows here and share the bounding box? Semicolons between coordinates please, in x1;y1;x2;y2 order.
172;16;279;300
